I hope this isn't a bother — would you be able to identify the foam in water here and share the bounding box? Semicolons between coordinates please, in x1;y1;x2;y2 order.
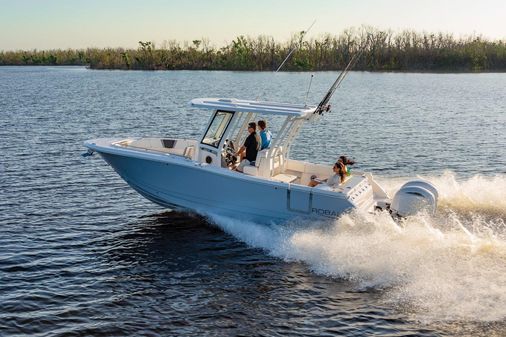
207;172;506;322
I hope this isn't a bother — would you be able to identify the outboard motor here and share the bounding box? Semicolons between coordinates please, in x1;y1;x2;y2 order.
390;180;438;218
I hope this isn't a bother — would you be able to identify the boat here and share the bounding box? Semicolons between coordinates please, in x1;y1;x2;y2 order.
83;41;438;223
83;94;438;224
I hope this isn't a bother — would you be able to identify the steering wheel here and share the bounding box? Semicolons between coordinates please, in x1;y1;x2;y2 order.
223;139;237;167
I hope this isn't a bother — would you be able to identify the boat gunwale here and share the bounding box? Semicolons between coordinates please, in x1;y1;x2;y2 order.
84;138;354;200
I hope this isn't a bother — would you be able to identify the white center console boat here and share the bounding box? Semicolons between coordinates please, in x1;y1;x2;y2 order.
84;42;438;223
84;96;438;224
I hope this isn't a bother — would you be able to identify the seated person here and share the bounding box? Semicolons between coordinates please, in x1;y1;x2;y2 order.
257;120;272;150
338;155;355;176
234;122;260;172
308;161;346;187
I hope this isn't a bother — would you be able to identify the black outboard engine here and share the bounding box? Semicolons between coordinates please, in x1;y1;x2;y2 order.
390;180;438;218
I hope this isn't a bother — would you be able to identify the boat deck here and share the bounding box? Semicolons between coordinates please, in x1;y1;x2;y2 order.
110;137;366;191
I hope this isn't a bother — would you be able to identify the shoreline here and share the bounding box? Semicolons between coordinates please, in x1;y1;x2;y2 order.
1;29;505;73
2;64;506;74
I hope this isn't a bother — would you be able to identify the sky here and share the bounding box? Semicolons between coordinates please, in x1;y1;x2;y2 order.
0;0;505;50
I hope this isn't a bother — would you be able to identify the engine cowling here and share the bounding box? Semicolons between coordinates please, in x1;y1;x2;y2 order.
390;180;438;217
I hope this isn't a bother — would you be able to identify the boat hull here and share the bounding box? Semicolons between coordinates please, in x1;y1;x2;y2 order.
86;139;358;224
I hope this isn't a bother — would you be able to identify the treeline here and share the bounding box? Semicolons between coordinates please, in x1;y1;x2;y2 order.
1;28;505;72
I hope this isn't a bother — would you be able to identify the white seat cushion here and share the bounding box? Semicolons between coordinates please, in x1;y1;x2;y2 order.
243;165;259;176
272;173;297;183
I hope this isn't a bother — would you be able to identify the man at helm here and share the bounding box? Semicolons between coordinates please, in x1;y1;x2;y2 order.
235;122;260;172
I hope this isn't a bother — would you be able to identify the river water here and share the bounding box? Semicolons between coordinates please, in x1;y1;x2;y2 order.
1;67;505;336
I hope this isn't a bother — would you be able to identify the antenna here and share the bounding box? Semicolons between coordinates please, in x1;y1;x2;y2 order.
304;74;314;106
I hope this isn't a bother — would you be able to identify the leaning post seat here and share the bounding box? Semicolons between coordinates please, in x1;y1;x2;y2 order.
242;147;284;178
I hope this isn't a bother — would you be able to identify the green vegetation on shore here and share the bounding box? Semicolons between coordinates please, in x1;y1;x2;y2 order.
1;28;505;72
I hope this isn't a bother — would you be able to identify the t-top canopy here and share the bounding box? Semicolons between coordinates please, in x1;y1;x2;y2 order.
190;98;316;117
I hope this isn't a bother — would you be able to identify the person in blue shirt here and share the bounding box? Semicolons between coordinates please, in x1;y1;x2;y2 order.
257;120;272;150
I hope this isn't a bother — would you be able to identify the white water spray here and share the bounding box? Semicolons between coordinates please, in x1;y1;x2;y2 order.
207;172;506;322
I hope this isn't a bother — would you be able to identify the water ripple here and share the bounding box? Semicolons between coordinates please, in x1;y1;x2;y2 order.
1;67;505;336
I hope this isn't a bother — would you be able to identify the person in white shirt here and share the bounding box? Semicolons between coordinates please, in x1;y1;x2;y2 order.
308;161;346;187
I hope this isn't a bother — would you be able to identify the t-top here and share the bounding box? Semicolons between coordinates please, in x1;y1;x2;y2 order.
244;133;259;162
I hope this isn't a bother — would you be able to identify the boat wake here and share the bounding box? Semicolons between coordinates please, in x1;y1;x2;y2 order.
206;171;506;322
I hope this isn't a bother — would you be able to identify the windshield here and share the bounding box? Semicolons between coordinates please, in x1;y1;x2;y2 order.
201;110;234;148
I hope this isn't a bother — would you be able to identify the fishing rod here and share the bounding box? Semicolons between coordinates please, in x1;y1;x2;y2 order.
255;19;316;101
275;19;316;72
314;35;370;115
